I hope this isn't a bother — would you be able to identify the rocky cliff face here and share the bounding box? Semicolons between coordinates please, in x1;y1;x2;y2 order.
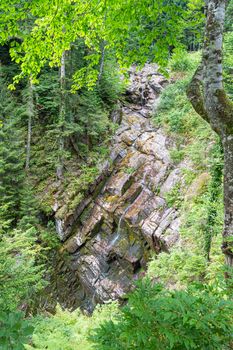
51;65;187;312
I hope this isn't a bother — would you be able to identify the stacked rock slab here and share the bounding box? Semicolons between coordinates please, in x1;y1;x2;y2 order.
53;64;183;312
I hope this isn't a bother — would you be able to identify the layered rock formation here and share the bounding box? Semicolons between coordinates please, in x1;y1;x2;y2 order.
52;65;186;311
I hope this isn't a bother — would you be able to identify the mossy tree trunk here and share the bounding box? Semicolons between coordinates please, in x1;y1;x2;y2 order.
187;0;233;267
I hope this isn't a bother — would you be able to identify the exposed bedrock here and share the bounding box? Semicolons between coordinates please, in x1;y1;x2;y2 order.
51;64;187;312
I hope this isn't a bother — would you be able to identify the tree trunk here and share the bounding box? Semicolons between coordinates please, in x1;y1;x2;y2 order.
187;0;233;266
222;136;233;267
25;79;34;171
98;40;106;83
56;51;66;180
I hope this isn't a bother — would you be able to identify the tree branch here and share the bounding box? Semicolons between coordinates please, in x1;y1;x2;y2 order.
186;63;209;124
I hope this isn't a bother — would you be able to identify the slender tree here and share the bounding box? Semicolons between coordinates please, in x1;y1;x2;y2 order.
25;78;34;171
98;40;106;83
56;51;66;180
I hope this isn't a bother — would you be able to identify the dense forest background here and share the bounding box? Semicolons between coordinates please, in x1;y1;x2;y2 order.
0;0;233;349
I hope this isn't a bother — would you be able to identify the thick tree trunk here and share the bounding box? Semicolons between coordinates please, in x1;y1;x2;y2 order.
187;0;233;266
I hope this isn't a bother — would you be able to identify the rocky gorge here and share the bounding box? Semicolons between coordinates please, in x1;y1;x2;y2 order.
50;64;192;312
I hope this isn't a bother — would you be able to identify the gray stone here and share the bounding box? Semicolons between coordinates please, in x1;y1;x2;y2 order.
50;64;191;311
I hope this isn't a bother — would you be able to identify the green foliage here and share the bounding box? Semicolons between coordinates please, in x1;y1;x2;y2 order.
169;148;185;164
154;51;218;172
0;42;121;224
24;303;118;350
0;229;45;313
0;74;25;232
0;119;24;232
38;222;60;251
155;78;194;134
123;166;136;175
97;57;126;106
181;142;223;265
156;78;189;116
34;68;60;121
181;0;205;51
224;31;233;100
0;311;34;350
148;173;224;287
0;0;187;88
148;250;207;287
169;49;200;73
225;0;233;32
74;88;112;151
18;179;39;230
155;52;202;136
62;164;100;214
164;182;182;209
203;141;223;259
152;51;225;288
92;280;233;350
0;7;231;350
181;184;223;260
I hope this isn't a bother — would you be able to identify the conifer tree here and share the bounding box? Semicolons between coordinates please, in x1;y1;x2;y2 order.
0;66;24;233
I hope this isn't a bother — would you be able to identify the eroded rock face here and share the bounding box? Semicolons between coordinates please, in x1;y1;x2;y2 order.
51;64;186;312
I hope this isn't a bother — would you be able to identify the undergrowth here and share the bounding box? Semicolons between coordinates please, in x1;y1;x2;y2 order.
150;51;225;288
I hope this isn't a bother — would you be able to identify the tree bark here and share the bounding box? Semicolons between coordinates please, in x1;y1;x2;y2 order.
186;62;209;123
98;40;106;83
25;79;34;171
56;51;66;180
222;136;233;267
187;0;233;267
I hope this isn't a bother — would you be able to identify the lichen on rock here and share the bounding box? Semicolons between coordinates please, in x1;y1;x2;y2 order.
50;64;189;311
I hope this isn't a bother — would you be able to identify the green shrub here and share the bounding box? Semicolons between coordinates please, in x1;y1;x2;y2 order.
0;228;45;313
169;50;201;73
164;182;182;209
170;148;185;164
156;78;189;113
225;0;233;32
92;280;233;350
0;311;34;350
224;32;233;100
154;77;193;134
147;250;207;287
97;57;126;106
25;303;118;350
